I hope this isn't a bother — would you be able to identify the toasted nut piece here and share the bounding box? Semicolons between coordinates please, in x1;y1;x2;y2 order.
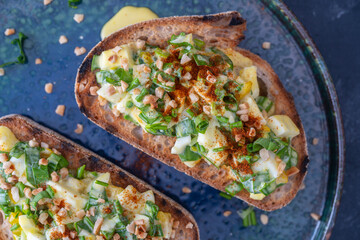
143;95;159;109
8;175;18;183
90;86;99;96
262;41;271;49
182;187;191;194
169;100;178;108
74;47;86;56
240;114;249;122
121;81;128;92
93;217;104;234
185;222;194;229
142;65;151;73
41;142;49;148
4;28;15;36
136;39;145;49
164;67;172;75
166;81;175;87
32;188;43;196
310;213;320;221
248;127;256;137
76;210;86;219
24;187;32;198
312;138;319;145
39;212;49;225
74;124;83;134
0;153;8;163
0;68;4;76
203;105;211;115
59;225;66;233
39;158;48;166
112;233;121;240
239;103;249;110
0;182;11;190
108;54;118;63
43;0;52;5
59;168;69;179
53;198;62;206
236;109;249;116
182;72;192;81
70;231;77;239
29;139;39;147
223;211;232;217
55;105;65;116
260;214;269;225
97;198;105;204
286;166;300;176
89;206;96;216
44;83;53;94
59;35;68;44
112;46;122;53
73;14;84;23
57;208;67;217
133;88;141;95
156;59;163;70
180;54;191;65
35;58;42;65
155;87;165;98
189;93;199;103
120;58;129;71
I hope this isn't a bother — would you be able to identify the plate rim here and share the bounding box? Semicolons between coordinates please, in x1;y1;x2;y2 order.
261;0;345;239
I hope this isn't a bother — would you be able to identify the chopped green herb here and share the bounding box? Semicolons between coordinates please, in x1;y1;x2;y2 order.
68;0;82;8
0;32;28;68
95;180;109;187
193;54;211;66
77;165;86;179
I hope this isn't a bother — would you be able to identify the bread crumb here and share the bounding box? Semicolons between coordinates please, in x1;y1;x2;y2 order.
312;138;319;145
73;14;84;23
4;28;15;36
74;47;86;56
35;58;42;65
262;41;271;50
0;68;4;76
182;187;192;194
310;213;320;221
55;105;65;116
59;35;68;44
185;222;193;229
260;214;269;225
43;0;52;5
44;83;53;94
74;124;83;134
223;211;232;217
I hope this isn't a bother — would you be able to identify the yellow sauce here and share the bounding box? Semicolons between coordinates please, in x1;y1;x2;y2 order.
101;6;158;40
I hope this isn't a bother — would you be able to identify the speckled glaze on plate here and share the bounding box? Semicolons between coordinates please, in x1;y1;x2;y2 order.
0;0;344;239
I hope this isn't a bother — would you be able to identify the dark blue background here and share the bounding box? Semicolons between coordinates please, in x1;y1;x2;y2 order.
283;0;360;238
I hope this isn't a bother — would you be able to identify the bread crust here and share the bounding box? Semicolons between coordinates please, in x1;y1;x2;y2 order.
0;114;199;240
75;11;308;211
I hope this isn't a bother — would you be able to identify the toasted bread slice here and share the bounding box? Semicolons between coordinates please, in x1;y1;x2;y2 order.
0;114;199;240
75;11;308;211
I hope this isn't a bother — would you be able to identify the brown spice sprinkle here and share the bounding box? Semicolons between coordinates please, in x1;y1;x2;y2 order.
182;186;192;194
55;105;65;116
44;83;53;94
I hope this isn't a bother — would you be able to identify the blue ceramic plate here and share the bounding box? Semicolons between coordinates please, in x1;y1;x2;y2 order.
0;0;344;239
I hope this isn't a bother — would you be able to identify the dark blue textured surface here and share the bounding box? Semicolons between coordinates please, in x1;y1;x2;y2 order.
283;0;360;239
0;0;347;239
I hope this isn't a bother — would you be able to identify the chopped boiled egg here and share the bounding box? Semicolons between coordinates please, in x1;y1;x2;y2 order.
96;83;124;103
267;115;300;138
9;155;26;178
19;215;45;240
249;193;266;200
118;185;155;217
98;44;134;70
0;126;19;152
197;118;227;150
171;136;191;154
157;211;173;238
251;149;282;179
239;66;259;98
106;184;124;200
240;95;266;125
221;48;253;68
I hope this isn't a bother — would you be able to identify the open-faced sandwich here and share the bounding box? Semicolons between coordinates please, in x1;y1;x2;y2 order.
0;115;199;240
75;11;308;211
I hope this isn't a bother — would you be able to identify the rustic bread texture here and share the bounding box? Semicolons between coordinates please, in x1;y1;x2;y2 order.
75;11;308;211
0;115;199;240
